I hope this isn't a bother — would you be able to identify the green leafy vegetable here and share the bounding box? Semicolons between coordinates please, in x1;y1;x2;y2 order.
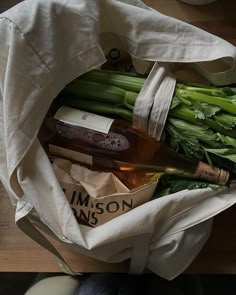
214;113;236;130
63;79;138;109
206;148;236;162
216;134;236;148
79;69;145;92
176;89;236;115
176;83;232;97
170;96;181;110
205;148;236;173
168;118;219;147
153;174;221;198
57;95;133;121
192;102;221;119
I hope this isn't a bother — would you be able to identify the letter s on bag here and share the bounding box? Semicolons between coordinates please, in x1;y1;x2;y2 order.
95;202;104;214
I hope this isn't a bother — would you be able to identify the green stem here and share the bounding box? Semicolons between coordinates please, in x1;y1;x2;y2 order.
170;106;236;138
63;79;139;109
124;91;138;107
80;69;145;92
60;97;133;121
177;89;236;116
124;101;134;111
64;80;125;105
176;83;227;97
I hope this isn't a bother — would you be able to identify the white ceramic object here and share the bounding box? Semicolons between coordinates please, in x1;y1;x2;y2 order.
179;0;216;5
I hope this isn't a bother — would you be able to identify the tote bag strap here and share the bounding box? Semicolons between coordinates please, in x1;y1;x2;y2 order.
192;60;236;86
16;216;78;276
129;233;152;275
17;215;152;275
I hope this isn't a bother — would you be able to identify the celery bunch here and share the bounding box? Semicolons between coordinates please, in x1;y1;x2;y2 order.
59;69;236;173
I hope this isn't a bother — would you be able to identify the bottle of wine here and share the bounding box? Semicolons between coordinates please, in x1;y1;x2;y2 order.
112;170;162;189
39;105;229;185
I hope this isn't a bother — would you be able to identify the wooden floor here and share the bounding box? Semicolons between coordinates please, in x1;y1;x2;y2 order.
1;0;236;274
145;0;236;45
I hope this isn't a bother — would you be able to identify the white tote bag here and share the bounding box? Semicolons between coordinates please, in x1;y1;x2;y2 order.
1;0;236;280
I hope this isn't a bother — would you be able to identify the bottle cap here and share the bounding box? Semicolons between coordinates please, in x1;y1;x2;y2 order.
195;161;229;185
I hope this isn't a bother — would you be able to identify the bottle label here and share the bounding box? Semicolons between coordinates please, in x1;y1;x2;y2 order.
195;161;229;185
49;144;93;166
54;106;114;134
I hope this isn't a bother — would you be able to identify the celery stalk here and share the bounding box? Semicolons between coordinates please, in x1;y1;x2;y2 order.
176;83;233;97
63;79;138;108
170;106;236;138
80;69;145;92
176;89;236;115
60;96;133;121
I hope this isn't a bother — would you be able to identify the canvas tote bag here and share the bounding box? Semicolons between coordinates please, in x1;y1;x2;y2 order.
1;0;236;280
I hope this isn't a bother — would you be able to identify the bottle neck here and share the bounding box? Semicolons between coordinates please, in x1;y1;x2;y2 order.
152;144;229;185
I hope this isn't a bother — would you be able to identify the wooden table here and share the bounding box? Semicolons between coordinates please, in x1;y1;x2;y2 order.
1;0;236;273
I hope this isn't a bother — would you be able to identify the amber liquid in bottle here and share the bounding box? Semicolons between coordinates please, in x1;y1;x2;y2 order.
39;106;229;186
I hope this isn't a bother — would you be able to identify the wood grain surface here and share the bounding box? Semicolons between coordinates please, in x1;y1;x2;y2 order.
145;0;236;45
1;0;236;273
0;185;129;273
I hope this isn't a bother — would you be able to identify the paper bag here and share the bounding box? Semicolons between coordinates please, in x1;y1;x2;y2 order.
52;158;157;227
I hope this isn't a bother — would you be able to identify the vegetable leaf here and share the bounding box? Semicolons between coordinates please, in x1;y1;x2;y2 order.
223;87;236;96
227;95;236;104
217;133;236;148
214;113;236;130
194;108;206;120
192;102;221;119
166;120;209;160
170;96;181;110
205;148;236;163
176;83;229;98
168;118;219;147
153;174;220;198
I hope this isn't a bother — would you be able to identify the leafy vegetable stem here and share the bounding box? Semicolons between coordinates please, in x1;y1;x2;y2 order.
177;89;236;116
60;97;133;121
170;106;236;139
176;83;228;97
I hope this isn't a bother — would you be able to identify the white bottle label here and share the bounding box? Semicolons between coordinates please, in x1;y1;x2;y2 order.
49;144;93;165
54;106;114;134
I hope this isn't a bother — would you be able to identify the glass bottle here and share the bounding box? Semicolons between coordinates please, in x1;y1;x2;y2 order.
39;105;229;185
